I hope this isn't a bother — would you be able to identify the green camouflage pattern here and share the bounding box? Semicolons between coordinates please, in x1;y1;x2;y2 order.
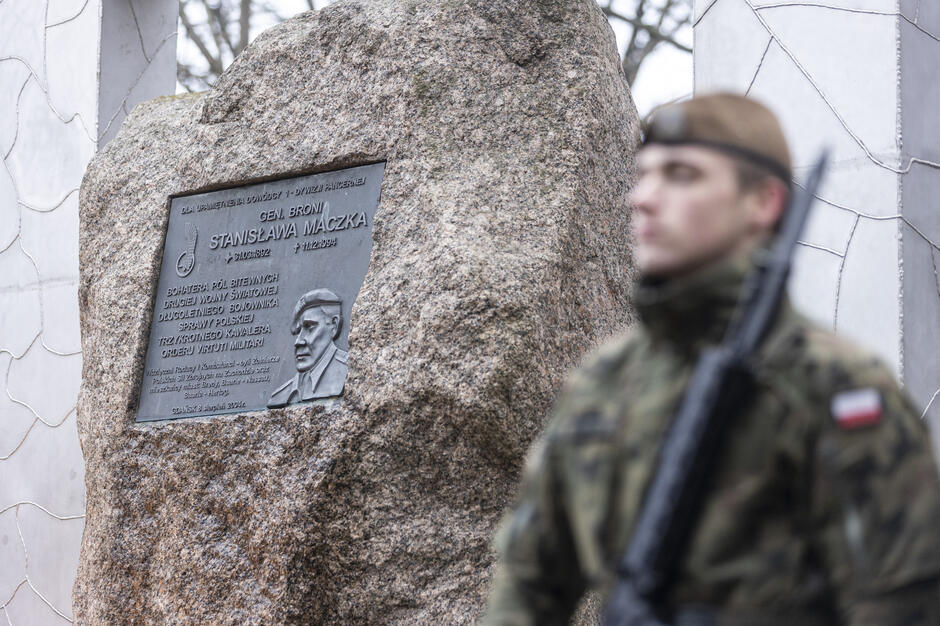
484;256;940;625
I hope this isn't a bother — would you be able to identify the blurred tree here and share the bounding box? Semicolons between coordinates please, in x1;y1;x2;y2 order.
598;0;693;85
177;0;692;92
177;0;332;92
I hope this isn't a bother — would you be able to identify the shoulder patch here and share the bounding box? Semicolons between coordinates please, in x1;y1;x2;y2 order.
831;387;882;429
335;349;348;364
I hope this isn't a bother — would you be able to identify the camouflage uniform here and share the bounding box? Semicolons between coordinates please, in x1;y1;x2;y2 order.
484;255;940;625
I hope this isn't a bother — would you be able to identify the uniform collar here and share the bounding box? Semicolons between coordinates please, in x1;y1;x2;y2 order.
296;342;337;400
634;253;752;352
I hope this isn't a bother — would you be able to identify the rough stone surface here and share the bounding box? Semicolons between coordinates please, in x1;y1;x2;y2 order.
75;0;638;622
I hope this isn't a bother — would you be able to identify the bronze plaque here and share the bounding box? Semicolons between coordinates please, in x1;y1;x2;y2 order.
136;163;385;422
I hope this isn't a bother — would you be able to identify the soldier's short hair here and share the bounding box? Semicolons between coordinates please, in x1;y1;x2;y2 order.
733;158;777;192
290;288;343;338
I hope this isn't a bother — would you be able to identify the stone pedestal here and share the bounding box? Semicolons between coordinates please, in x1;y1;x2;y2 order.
75;1;638;622
695;0;940;446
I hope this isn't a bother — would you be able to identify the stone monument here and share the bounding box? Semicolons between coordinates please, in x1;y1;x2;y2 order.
75;0;638;622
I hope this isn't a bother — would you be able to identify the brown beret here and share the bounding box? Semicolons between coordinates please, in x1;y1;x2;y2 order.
642;92;792;184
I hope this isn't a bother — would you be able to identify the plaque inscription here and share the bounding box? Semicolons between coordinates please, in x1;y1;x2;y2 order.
136;162;385;422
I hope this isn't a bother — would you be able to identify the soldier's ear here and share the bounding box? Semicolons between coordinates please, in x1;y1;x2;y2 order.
749;178;788;234
331;315;341;338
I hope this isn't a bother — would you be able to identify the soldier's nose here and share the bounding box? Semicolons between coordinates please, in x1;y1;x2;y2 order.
629;178;657;214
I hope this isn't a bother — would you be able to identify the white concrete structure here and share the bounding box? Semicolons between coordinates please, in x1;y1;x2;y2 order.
695;0;940;445
0;1;175;622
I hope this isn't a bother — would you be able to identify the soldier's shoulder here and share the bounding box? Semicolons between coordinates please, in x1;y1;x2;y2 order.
804;316;894;386
334;348;348;364
271;378;293;395
267;378;294;407
764;311;899;400
544;328;644;439
566;328;643;392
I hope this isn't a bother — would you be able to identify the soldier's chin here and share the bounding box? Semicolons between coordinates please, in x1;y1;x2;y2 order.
636;250;692;279
295;356;313;371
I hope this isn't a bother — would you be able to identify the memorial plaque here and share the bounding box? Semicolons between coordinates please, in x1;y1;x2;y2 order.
136;162;385;422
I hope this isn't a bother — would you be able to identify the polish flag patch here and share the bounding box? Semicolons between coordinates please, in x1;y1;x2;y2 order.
831;387;883;430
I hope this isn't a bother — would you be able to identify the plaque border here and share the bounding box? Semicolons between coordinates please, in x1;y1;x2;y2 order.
132;161;387;424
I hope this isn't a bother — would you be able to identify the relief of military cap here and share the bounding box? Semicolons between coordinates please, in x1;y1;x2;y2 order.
291;288;343;333
642;92;792;184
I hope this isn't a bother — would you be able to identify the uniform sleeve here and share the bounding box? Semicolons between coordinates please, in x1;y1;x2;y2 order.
810;372;940;624
482;434;585;626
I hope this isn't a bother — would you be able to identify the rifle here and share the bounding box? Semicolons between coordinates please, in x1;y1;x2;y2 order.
601;150;830;626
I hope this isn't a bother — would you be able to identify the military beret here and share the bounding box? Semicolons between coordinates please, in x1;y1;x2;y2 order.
642;92;792;184
294;288;341;313
291;288;343;331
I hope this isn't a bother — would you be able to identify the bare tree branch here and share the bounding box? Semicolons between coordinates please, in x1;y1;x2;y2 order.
211;1;238;57
601;6;692;54
256;0;285;21
239;0;251;53
179;3;224;77
600;0;692;85
200;0;229;63
176;0;691;91
177;60;212;93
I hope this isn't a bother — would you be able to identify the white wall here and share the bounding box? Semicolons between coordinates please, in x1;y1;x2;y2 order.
0;1;175;623
694;0;940;447
897;1;940;443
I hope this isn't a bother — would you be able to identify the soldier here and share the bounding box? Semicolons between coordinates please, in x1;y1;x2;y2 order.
268;288;348;407
483;93;940;625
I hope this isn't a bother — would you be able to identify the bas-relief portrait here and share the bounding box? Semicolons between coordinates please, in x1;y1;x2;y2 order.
267;288;348;408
